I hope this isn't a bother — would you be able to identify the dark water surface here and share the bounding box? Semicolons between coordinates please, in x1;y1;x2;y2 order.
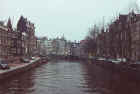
0;60;140;94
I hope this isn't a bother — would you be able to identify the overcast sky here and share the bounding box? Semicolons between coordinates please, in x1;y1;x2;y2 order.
0;0;138;41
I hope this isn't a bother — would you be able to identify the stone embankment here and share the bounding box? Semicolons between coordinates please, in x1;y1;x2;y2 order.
0;57;42;80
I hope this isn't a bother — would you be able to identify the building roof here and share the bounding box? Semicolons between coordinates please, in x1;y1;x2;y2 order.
0;25;8;31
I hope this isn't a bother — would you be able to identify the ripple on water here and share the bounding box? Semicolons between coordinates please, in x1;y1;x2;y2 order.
63;75;73;79
0;61;131;94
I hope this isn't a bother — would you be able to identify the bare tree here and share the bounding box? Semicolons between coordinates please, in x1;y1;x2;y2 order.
126;0;140;13
84;24;99;56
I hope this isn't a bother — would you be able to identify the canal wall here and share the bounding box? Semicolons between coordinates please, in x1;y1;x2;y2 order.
0;58;42;80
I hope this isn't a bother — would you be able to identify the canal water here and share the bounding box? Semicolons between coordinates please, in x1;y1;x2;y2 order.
0;60;140;94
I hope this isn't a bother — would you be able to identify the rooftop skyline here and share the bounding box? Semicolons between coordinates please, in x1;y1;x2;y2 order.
0;0;139;41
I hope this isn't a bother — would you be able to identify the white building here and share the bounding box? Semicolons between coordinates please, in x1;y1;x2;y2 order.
56;37;66;56
44;39;53;55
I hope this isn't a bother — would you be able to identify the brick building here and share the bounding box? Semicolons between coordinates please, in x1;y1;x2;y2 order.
17;16;37;57
94;11;140;61
0;17;37;61
131;21;140;61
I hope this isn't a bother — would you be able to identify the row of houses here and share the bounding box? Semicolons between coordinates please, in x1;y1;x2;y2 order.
37;36;87;58
0;17;37;62
0;16;88;61
96;11;140;61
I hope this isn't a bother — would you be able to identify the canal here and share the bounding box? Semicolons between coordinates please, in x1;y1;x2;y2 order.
0;60;140;94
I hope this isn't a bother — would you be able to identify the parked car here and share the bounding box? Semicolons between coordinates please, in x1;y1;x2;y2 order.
31;57;36;60
97;57;106;61
108;59;122;64
21;58;30;63
95;57;107;63
0;60;10;70
41;56;48;63
116;58;127;63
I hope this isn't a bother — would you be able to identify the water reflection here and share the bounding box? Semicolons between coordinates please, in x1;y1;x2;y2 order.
0;69;35;94
0;60;140;94
82;62;140;94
